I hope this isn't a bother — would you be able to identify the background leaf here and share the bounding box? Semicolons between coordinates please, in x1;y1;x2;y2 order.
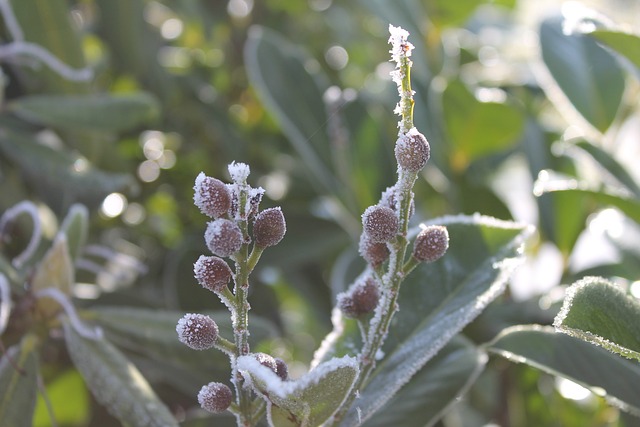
64;322;179;427
554;277;640;361
489;325;640;415
539;15;625;132
0;334;39;427
590;30;640;72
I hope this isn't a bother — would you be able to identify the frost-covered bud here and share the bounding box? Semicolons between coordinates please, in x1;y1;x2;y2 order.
205;219;243;257
412;225;449;263
176;313;218;350
194;255;232;293
338;277;380;318
198;382;233;413
395;130;430;172
194;173;231;218
359;233;390;268
274;357;289;381
253;352;279;375
362;205;398;243
253;207;286;248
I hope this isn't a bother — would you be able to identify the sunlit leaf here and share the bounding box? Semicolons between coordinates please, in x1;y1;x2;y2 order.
0;334;39;427
64;322;179;427
33;370;90;427
590;30;640;72
314;214;532;426
489;325;640;415
554;277;640;362
539;15;625;132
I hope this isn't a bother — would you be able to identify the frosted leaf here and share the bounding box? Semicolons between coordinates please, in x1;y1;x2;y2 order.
176;313;218;350
193;172;231;218
204;219;243;257
228;161;250;184
198;382;233;413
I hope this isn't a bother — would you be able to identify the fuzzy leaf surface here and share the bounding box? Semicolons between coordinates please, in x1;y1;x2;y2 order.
64;323;179;427
554;277;640;362
489;325;640;415
0;335;39;427
314;214;532;426
9;94;159;132
539;15;625;132
362;336;486;427
237;355;358;427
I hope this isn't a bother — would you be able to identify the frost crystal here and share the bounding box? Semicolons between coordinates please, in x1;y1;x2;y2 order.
176;313;218;350
198;382;233;413
228;161;250;183
388;25;413;64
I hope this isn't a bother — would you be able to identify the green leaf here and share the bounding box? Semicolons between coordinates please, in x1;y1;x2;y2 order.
0;334;39;427
64;322;179;427
237;355;359;427
590;30;640;72
362;336;486;427
572;141;640;198
31;234;73;317
244;26;338;195
88;306;276;371
0;126;131;212
59;204;89;262
424;0;515;29
442;80;524;169
314;214;532;426
489;325;640;415
33;370;90;427
539;15;625;132
554;277;640;362
9;93;160;132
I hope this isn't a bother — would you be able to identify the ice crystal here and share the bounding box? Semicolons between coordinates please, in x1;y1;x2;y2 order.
228;161;251;183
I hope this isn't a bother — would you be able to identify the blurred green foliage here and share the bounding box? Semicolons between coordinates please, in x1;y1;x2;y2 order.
1;0;639;425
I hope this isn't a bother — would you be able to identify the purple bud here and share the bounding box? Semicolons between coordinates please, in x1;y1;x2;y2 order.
412;225;449;263
194;255;233;293
274;357;289;381
362;205;398;243
359;233;390;268
205;219;243;257
176;313;218;350
253;207;286;248
198;382;233;413
194;173;231;218
338;277;380;318
395;130;430;172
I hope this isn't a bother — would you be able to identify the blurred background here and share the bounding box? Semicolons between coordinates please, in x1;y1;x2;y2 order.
1;0;639;425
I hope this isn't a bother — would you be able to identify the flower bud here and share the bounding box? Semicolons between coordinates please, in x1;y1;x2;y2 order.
362;205;398;243
253;207;286;248
253;352;280;375
194;173;231;218
358;233;390;268
176;313;218;350
205;219;243;257
338;277;380;318
412;225;449;263
194;255;232;293
274;357;289;381
198;382;233;413
395;130;430;172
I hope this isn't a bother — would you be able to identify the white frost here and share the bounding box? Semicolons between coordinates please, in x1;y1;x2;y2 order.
388;25;413;63
228;161;250;183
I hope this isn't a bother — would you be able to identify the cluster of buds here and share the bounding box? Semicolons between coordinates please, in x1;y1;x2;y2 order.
177;162;287;416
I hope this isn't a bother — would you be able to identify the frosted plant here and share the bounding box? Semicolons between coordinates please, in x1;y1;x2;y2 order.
177;24;451;427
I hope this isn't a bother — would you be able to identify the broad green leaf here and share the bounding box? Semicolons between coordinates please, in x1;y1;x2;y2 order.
590;30;640;72
489;325;640;415
244;26;339;195
314;214;532;426
32;235;73;317
59;204;89;262
8;0;89;94
9;94;160;133
424;0;515;29
88;306;276;371
33;370;90;427
554;277;640;362
539;15;625;132
0;334;39;427
0;126;131;212
442;80;524;170
572;141;640;198
362;336;486;427
64;322;179;427
237;355;359;427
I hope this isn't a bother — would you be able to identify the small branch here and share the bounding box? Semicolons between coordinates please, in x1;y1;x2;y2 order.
0;0;24;41
0;200;42;270
34;288;103;340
